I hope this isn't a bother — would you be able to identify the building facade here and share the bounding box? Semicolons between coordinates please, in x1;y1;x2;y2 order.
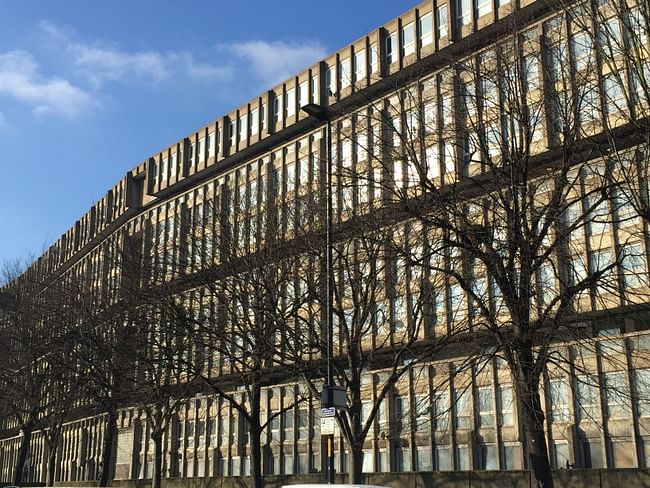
2;0;650;483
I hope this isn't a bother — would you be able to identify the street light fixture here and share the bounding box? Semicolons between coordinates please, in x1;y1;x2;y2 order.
301;103;337;484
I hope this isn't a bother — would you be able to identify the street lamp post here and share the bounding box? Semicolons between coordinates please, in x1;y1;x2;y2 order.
301;103;335;484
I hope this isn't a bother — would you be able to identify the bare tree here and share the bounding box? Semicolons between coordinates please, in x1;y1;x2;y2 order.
332;13;646;484
128;169;322;488
0;258;77;486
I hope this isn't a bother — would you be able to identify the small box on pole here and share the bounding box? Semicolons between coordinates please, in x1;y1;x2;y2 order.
321;385;347;409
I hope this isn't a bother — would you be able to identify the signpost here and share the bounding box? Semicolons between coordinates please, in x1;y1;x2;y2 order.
320;416;336;435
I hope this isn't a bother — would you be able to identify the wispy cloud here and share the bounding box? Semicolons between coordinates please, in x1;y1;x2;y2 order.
40;20;232;89
229;40;327;87
1;21;328;122
0;50;94;118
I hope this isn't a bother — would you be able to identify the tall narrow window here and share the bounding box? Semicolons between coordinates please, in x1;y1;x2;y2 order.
478;386;495;427
386;32;397;64
310;75;319;103
285;88;295;117
250;109;259;136
497;384;514;426
297;81;307;110
457;0;472;27
437;5;449;39
238;116;247;142
207;131;216;158
370;43;379;73
354;49;366;83
603;74;626;115
476;0;492;18
273;96;282;124
419;12;433;46
326;66;336;95
401;22;415;57
549;379;570;422
340;58;351;88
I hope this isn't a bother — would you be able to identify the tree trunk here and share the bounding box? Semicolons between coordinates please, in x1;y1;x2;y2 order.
99;404;118;487
347;381;364;485
151;430;163;488
517;377;554;488
13;425;32;486
249;383;263;488
348;444;363;485
249;422;263;488
46;439;58;487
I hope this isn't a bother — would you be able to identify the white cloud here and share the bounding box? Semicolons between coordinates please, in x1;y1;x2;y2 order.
70;44;170;88
230;40;327;87
39;20;232;88
0;50;94;118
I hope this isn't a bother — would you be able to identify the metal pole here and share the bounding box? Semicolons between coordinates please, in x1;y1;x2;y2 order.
325;115;335;484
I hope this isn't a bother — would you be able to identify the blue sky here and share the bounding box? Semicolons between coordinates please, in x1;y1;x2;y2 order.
0;0;417;263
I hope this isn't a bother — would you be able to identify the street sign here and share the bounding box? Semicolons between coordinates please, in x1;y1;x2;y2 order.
321;407;336;418
320;416;336;435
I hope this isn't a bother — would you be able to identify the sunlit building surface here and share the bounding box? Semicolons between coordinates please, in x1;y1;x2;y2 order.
2;0;650;483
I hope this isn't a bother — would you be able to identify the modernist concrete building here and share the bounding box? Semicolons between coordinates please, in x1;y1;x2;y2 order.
1;0;650;485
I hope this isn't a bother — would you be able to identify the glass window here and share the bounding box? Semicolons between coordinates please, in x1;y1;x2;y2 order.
553;441;570;469
386;32;397;64
581;440;603;468
572;31;593;71
453;388;471;429
502;443;518;470
285;88;295;117
160;157;169;182
434;392;450;431
354;49;366;82
273;96;282;124
478;386;495;427
310;75;319;103
419;12;433;46
228;121;235;147
476;0;492;18
576;376;600;422
498;384;514;426
416;446;432;471
362;450;374;473
478;443;498;470
599;17;623;55
340;58;351;88
401;22;415;57
437;5;449;39
457;0;472;27
605;371;629;418
414;394;430;432
297;81;307;109
635;369;650;417
579;83;600;124
456;445;470;470
370;43;379;73
622;243;646;288
549;379;570;422
170;152;177;177
238;116;247;142
603;74;626;115
260;104;267;131
436;445;452;470
326;66;336;95
250;109;259;136
208;131;216;157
